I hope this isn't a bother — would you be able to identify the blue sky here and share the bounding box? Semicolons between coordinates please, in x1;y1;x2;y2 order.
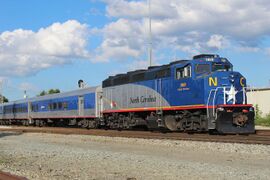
0;0;270;101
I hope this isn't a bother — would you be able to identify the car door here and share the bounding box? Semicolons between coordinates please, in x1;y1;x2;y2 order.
78;96;84;116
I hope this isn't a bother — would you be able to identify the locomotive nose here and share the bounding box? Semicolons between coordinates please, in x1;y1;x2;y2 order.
206;71;247;105
211;72;246;90
228;72;246;88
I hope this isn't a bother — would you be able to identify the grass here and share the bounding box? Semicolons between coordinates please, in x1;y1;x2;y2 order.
255;114;270;127
255;104;270;127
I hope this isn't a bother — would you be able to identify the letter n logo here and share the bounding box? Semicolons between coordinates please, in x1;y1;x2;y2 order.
209;77;218;86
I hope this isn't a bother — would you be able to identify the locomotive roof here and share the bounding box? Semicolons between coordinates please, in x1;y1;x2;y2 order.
193;54;219;60
102;54;229;88
102;59;190;88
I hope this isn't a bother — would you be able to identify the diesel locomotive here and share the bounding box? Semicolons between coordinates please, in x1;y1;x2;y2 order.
0;54;255;134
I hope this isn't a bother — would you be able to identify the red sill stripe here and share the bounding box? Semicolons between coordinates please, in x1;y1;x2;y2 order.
102;104;253;113
1;116;97;120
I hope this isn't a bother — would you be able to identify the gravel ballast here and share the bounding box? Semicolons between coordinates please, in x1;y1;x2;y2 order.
0;131;270;180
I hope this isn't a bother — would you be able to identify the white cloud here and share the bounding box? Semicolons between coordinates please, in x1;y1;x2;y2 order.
105;0;270;40
96;0;270;61
18;82;39;92
105;0;178;19
129;60;148;70
207;35;229;50
93;18;145;62
0;20;91;77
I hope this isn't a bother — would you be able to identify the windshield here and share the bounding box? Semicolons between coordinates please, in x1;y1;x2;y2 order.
195;64;210;74
212;63;232;72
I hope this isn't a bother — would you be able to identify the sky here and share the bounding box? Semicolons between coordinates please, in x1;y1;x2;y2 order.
0;0;270;101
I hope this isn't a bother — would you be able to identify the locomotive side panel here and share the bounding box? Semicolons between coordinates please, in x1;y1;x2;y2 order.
103;82;170;113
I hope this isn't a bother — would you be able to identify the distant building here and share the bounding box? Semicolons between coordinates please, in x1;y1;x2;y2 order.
247;88;270;117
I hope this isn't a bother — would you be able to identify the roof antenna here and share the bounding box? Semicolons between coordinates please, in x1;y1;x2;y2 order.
78;79;85;88
148;0;153;67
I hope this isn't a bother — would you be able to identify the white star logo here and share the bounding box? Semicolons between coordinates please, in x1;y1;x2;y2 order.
225;85;238;104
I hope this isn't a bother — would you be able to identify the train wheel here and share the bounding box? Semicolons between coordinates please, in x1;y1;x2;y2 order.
89;120;97;129
164;115;178;131
78;119;89;128
39;120;46;127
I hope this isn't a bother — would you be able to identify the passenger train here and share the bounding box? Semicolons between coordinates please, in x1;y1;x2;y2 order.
0;54;255;134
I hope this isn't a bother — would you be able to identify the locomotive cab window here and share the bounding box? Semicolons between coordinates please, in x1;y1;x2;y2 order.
195;64;210;74
176;65;191;79
212;63;232;72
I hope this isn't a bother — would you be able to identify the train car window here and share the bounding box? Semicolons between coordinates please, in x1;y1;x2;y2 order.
48;103;53;111
196;64;210;74
32;104;38;112
58;102;62;109
63;102;68;110
53;103;57;110
176;65;191;79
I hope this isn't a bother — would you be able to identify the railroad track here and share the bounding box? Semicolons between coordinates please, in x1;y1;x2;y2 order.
0;126;270;145
0;171;28;180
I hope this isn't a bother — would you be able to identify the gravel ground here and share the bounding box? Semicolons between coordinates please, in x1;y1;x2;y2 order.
0;131;270;180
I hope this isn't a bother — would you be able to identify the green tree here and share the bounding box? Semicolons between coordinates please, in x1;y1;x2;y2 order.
0;95;8;103
48;89;60;94
39;90;47;96
255;104;262;121
38;89;60;96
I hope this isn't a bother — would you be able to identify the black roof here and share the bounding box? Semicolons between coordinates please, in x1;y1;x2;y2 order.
193;54;219;60
102;59;189;88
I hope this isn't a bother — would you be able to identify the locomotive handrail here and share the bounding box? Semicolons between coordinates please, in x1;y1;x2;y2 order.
207;87;226;119
237;87;249;104
206;89;215;119
212;87;227;118
207;86;249;120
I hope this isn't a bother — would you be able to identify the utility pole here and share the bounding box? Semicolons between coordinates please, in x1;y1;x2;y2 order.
0;81;3;116
148;0;153;67
24;90;28;99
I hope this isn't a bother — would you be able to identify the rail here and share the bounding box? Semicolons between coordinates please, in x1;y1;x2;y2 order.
0;126;269;145
0;171;28;180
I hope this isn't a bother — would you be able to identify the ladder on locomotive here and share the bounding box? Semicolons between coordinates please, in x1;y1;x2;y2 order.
155;78;164;127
